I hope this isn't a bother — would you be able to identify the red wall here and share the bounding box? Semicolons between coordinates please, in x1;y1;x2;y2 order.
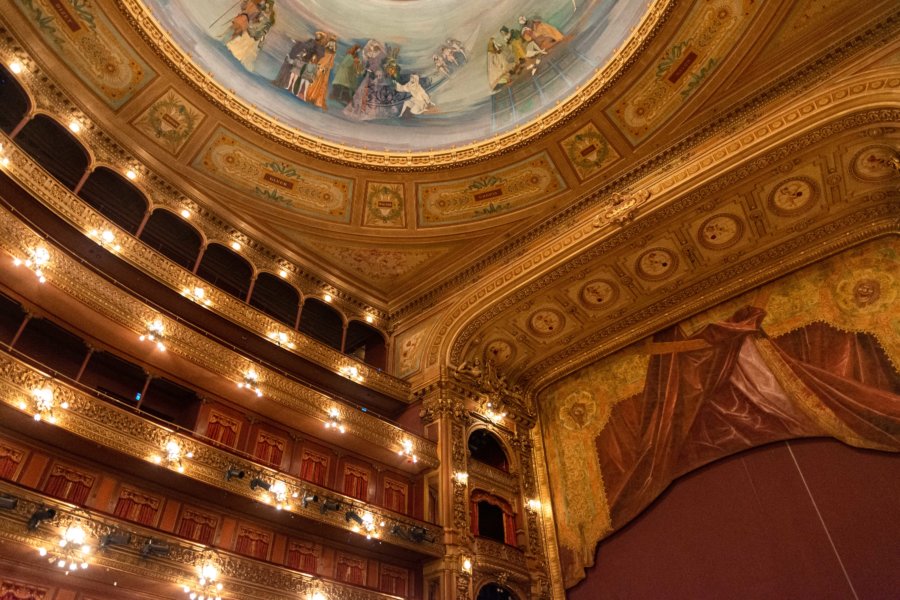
569;438;900;600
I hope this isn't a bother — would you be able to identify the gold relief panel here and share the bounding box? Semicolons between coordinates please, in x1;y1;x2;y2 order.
608;0;758;144
562;269;632;320
516;303;580;346
363;182;406;228
301;240;451;286
685;199;754;260
417;152;566;227
12;0;154;108
755;164;826;229
193;128;354;223
395;326;428;378
620;237;690;291
849;144;899;183
132;87;205;155
560;121;621;181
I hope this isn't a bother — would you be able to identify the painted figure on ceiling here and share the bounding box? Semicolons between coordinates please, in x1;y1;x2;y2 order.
225;0;275;71
330;44;363;105
519;15;565;51
273;32;326;90
487;34;514;90
396;74;434;116
306;36;338;110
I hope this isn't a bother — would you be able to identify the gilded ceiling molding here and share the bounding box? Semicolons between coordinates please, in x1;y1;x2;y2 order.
432;106;900;381
0;481;406;600
113;0;676;170
0;351;442;555
0;138;406;398
0;207;435;468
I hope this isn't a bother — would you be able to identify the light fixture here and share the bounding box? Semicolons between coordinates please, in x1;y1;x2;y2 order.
19;385;67;423
180;209;191;219
320;499;341;514
323;294;332;303
88;229;122;252
365;314;374;323
8;60;24;74
150;439;193;473
484;401;507;424
237;368;262;397
230;241;241;251
140;539;170;557
263;480;296;511
345;510;384;540
408;525;435;544
0;142;9;168
324;408;345;434
300;493;318;508
38;522;92;574
0;495;18;510
527;499;542;512
453;472;468;486
267;330;295;349
310;592;327;600
249;477;270;492
182;286;212;306
125;169;137;181
225;467;245;482
339;365;363;382
99;532;131;549
13;246;51;283
139;318;166;351
278;269;288;278
27;507;56;531
68;119;82;133
461;556;473;574
183;562;223;600
398;439;418;464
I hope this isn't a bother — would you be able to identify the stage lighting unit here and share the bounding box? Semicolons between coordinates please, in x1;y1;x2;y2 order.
27;507;56;531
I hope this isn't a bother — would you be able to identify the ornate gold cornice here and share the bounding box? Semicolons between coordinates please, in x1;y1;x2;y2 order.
0;206;437;470
0;135;408;400
113;0;675;170
0;480;406;600
0;350;443;556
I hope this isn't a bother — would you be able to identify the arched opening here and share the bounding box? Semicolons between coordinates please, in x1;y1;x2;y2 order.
468;429;509;471
249;272;300;328
196;242;253;301
139;209;203;270
298;298;343;351
0;64;30;134
14;114;89;189
470;490;516;546
344;320;387;369
477;583;518;600
77;166;148;234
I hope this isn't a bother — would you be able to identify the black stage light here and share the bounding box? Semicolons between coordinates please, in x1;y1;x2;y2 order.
0;495;17;510
225;467;245;482
100;532;132;549
301;493;318;508
409;525;435;543
389;524;408;540
27;507;56;531
345;510;363;526
140;539;170;557
249;477;271;492
320;499;341;514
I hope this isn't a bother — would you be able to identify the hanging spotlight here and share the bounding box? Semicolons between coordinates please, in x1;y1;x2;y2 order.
140;539;170;557
12;246;50;283
398;438;418;464
389;524;408;540
300;493;318;508
0;495;18;510
27;507;56;530
139;318;167;351
99;532;131;549
150;439;193;473
320;499;341;514
38;522;93;574
237;368;262;397
225;467;245;482
324;408;345;434
408;525;435;544
249;478;271;492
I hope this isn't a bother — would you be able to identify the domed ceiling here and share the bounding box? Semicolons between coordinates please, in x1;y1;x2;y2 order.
144;0;648;152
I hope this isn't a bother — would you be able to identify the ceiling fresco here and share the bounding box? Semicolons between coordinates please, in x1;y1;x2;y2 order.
142;0;648;151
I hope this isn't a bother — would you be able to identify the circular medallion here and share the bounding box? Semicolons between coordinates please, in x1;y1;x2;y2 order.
834;269;895;315
697;213;743;250
851;145;898;182
635;248;678;280
579;279;619;309
529;308;565;337
484;339;515;365
768;177;818;216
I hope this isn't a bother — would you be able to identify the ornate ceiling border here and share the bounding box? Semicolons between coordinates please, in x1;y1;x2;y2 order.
114;0;675;171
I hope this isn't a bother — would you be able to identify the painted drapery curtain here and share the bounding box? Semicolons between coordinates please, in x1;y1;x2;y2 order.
541;238;900;587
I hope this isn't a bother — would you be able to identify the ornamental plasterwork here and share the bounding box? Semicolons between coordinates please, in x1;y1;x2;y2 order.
0;482;405;600
0;352;443;555
113;0;675;169
0;207;435;467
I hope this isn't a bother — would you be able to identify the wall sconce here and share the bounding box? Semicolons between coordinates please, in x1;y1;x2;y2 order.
0;142;9;168
323;293;332;303
461;556;473;574
88;229;121;252
324;408;345;434
151;439;193;473
38;521;93;574
68;119;83;133
309;592;327;600
237;368;262;397
484;401;507;424
182;286;212;306
13;246;50;283
453;471;469;486
345;510;384;540
398;439;418;464
267;330;295;349
180;209;191;219
339;365;364;382
139;318;166;351
125;169;138;181
365;314;374;323
19;386;67;423
265;480;297;511
8;60;24;74
183;562;223;600
527;498;542;512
